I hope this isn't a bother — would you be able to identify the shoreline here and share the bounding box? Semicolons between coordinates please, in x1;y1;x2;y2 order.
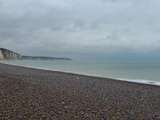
0;63;160;119
1;62;160;87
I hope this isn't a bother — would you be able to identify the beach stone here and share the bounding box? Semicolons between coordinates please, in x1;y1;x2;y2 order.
153;114;160;120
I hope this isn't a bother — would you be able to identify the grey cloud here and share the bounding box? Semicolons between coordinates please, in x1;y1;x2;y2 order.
0;0;160;56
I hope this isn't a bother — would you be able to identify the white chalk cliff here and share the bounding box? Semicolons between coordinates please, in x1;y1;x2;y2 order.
0;48;21;60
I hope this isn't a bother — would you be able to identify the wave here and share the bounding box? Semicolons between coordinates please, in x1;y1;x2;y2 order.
117;78;160;86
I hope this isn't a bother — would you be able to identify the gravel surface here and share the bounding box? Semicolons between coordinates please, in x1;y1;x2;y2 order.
0;63;160;120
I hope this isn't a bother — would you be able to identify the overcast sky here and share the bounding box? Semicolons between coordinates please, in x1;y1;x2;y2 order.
0;0;160;56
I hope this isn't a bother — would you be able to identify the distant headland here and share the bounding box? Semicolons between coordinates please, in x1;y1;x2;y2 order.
0;48;72;60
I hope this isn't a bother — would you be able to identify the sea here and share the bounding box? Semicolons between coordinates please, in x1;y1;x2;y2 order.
1;56;160;86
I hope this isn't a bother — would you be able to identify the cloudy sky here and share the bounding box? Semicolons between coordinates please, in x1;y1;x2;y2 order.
0;0;160;56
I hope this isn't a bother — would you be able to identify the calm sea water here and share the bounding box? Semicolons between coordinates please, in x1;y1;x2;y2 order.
1;58;160;85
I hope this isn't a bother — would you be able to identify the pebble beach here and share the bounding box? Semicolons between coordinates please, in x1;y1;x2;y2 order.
0;63;160;120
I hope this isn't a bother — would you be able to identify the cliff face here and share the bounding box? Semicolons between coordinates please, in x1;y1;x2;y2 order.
0;48;21;60
0;50;4;60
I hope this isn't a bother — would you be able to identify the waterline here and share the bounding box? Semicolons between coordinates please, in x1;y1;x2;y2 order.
1;60;160;86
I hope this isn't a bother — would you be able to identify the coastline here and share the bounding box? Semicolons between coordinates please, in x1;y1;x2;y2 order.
1;62;160;87
0;63;160;119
